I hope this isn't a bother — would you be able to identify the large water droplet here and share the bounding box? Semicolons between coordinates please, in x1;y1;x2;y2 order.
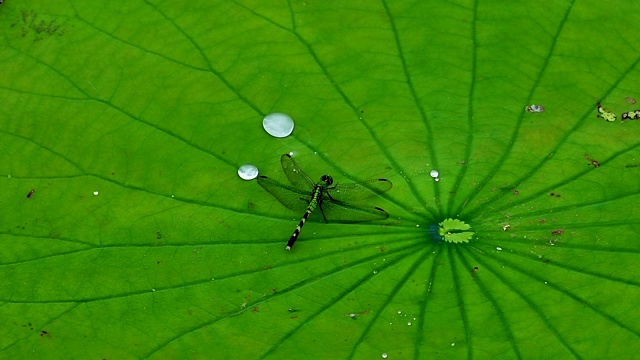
263;113;294;138
238;164;259;180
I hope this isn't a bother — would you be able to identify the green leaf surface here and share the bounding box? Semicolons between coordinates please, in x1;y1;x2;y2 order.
1;0;639;359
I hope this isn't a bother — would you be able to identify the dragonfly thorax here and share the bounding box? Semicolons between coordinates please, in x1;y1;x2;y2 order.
320;175;334;186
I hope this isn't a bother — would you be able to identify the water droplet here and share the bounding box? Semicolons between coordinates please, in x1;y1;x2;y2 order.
397;310;402;314
263;113;294;138
7;174;11;178
382;353;388;359
451;342;455;346
407;322;412;326
238;164;259;180
429;170;439;178
349;313;356;318
93;191;99;196
496;247;503;251
373;270;377;274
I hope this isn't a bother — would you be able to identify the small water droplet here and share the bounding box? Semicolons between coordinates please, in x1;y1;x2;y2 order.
93;191;99;196
349;313;355;318
238;164;259;180
407;322;412;326
429;170;439;178
373;270;377;274
382;353;388;359
397;310;402;314
496;247;503;251
7;174;11;178
451;342;455;346
263;112;294;137
151;288;156;292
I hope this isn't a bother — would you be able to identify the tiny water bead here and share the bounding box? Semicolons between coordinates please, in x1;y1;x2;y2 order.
263;112;294;138
237;164;259;180
429;169;440;182
382;353;388;359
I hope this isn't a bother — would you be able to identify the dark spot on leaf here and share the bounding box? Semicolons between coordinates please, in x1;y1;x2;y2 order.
252;307;259;313
626;163;639;168
40;330;48;337
512;189;519;195
551;229;564;235
26;189;35;198
550;192;561;197
585;154;600;168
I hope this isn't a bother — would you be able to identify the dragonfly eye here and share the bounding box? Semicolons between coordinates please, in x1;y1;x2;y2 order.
321;175;334;185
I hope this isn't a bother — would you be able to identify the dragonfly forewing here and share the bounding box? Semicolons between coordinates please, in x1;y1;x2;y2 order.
281;154;316;191
327;178;392;202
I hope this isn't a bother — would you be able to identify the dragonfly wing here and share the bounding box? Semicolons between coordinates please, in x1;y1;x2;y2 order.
327;178;392;202
320;198;389;223
281;154;316;190
257;175;310;212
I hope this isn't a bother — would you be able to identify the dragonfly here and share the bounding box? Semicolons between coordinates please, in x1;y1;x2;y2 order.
258;154;392;250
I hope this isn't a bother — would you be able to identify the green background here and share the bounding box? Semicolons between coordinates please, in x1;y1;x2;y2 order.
1;0;639;358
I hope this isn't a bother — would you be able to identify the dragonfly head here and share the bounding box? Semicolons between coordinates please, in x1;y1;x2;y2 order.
321;175;334;186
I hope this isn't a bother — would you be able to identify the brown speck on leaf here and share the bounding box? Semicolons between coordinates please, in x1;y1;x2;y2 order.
626;96;637;104
27;189;35;198
585;154;600;168
512;189;520;195
252;307;259;313
551;229;564;235
550;192;561;197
